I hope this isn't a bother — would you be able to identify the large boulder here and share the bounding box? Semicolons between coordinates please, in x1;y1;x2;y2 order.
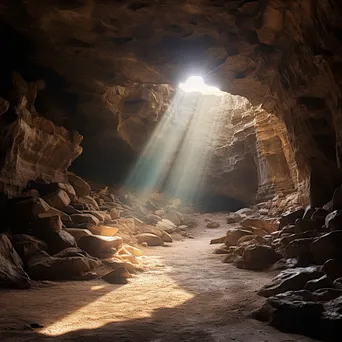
325;210;342;231
42;230;77;255
0;234;31;289
258;266;324;297
225;228;253;247
11;234;47;264
137;225;172;243
64;228;92;242
88;225;118;237
240;217;278;233
67;173;91;197
102;267;131;284
156;219;176;233
71;213;100;226
27;249;100;280
236;245;281;271
78;235;123;258
135;233;164;246
43;189;71;210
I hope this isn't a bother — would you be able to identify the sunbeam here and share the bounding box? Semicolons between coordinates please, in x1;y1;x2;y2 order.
125;76;225;203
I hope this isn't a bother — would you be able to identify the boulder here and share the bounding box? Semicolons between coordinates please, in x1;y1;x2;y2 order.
240;217;278;233
78;195;99;209
58;183;77;201
236;245;281;271
145;214;162;225
43;190;71;210
135;233;164;246
322;259;342;281
32;215;63;236
64;228;92;242
78;235;123;258
258;266;324;297
67;173;91;197
325;210;342;231
88;225;118;236
102;267;132;284
304;275;333;292
311;231;342;264
63;205;82;215
283;238;315;264
11;234;47;264
0;234;31;289
214;248;230;254
279;209;305;229
303;206;316;219
71;213;100;226
27;249;100;280
109;207;121;220
163;211;182;226
206;222;220;228
42;230;77;255
225;228;254;247
156;219;176;233
82;210;109;222
294;219;321;233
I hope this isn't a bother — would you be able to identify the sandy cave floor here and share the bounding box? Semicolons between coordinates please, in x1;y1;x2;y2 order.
0;213;316;342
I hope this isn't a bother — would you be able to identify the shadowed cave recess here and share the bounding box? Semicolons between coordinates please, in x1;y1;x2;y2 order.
2;1;342;341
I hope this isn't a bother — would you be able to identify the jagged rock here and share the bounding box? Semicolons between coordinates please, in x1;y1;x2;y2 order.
0;108;82;197
304;275;333;292
206;222;220;228
102;267;132;284
71;213;100;226
32;215;63;236
0;234;31;289
333;278;342;289
225;228;254;247
82;210;109;222
322;259;342;281
78;235;123;258
279;209;305;229
294;218;321;233
11;234;47;264
109;207;121;220
43;190;71;210
283;238;315;264
156;219;176;233
78;195;99;209
67;173;91;197
42;230;77;255
303;206;316;219
88;225;118;237
240;217;278;233
58;183;76;201
27;249;100;280
236;245;280;271
163;211;182;226
135;233;164;246
64;228;92;242
258;267;324;297
253;290;324;336
311;231;342;264
325;210;342;231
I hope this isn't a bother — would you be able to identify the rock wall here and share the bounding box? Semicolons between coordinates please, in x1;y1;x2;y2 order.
0;92;82;197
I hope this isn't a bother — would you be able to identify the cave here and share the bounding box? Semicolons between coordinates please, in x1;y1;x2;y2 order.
1;1;342;341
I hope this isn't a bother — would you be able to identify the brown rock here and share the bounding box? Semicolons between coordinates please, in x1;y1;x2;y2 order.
64;228;93;242
43;189;71;210
109;207;121;220
43;230;77;255
210;236;226;244
67;173;91;197
71;213;100;226
240;217;278;233
0;234;31;289
156;219;176;233
135;233;164;246
225;228;254;247
258;266;324;297
311;231;342;264
102;267;131;284
206;222;220;228
279;209;305;229
27;249;100;280
78;235;123;258
88;225;118;237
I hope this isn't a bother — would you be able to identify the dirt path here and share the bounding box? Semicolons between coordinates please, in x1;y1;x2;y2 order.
0;213;315;342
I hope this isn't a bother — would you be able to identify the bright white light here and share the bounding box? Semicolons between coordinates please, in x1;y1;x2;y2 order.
179;76;221;94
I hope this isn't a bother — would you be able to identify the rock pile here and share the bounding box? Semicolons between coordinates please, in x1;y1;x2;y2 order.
0;177;196;289
212;190;342;339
